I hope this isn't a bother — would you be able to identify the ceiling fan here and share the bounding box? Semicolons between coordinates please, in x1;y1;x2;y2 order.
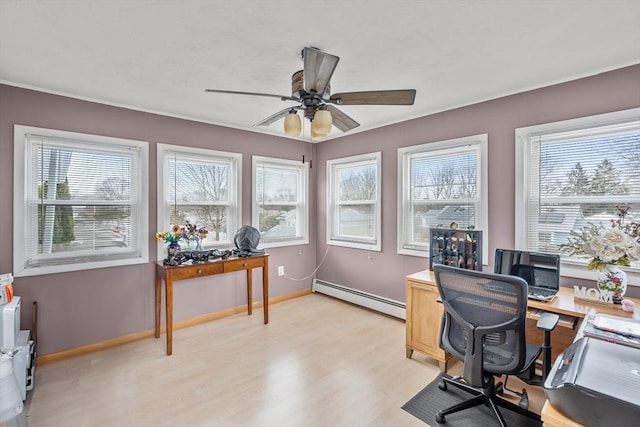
205;47;416;140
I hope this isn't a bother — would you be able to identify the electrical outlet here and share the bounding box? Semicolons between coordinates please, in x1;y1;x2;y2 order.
278;266;284;276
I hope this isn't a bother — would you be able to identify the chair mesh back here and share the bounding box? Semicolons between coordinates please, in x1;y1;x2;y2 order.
435;265;528;375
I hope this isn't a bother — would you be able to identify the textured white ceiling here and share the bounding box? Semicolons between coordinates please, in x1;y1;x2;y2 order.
1;0;639;142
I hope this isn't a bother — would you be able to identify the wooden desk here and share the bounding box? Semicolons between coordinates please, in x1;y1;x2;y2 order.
406;269;640;369
541;401;585;427
155;254;269;355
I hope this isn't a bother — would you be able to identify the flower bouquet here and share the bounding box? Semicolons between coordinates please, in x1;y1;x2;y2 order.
156;224;183;261
562;224;640;271
156;224;182;244
180;221;208;250
561;207;640;302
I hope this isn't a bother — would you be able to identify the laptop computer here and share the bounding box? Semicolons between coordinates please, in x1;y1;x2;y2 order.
494;249;561;302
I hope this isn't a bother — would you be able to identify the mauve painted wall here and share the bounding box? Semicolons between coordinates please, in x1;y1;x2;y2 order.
2;65;639;356
314;64;640;302
0;84;318;355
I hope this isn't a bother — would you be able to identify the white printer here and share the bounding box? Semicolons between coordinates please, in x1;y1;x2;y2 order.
0;297;35;401
544;337;640;426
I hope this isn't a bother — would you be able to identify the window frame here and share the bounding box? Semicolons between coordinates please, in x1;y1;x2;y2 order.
515;107;640;285
397;134;488;259
156;143;242;260
326;152;382;251
252;156;309;248
13;124;149;277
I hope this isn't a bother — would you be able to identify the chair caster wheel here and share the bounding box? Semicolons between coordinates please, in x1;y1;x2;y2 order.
436;411;446;423
519;389;529;409
438;380;447;391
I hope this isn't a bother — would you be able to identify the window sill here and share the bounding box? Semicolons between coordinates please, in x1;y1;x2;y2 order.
260;238;309;249
14;256;149;277
328;239;381;252
561;261;640;287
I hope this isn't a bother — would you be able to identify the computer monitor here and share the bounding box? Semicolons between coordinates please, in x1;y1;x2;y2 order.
494;248;560;292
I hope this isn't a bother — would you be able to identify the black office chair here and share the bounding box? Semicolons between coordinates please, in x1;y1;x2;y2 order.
432;264;558;427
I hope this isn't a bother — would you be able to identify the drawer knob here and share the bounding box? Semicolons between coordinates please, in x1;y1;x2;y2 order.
243;263;247;267
197;269;202;274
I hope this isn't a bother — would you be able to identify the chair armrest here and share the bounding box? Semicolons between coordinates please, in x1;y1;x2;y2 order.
536;312;559;331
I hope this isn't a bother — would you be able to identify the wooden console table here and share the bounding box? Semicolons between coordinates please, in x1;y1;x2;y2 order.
155;254;269;355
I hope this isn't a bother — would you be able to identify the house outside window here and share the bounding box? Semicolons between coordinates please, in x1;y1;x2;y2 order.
327;152;381;251
515;108;640;283
13;125;149;276
398;134;488;258
157;144;241;258
253;156;309;248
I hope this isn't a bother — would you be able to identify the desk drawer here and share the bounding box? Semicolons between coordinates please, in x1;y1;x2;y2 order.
170;263;224;280
224;257;264;273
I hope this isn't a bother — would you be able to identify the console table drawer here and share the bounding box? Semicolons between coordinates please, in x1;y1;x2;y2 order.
224;257;265;273
169;263;224;280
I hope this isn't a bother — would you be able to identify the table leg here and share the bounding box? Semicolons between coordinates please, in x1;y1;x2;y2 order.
263;257;269;324
155;275;161;338
165;278;173;355
246;268;253;315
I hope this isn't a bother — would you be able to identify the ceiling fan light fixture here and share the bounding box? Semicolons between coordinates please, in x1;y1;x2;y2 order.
311;127;327;142
311;108;332;135
205;47;416;140
283;109;301;135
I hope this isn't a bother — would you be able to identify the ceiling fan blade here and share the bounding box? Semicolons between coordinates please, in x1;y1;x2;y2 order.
326;105;360;132
254;107;294;127
329;89;416;105
205;88;298;102
303;47;339;96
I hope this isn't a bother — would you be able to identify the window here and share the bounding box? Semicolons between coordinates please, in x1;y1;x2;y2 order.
398;134;488;257
516;108;640;282
253;156;308;248
327;152;381;251
157;144;241;257
13;125;149;277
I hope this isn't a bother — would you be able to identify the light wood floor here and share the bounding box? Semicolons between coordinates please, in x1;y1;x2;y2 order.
22;294;544;427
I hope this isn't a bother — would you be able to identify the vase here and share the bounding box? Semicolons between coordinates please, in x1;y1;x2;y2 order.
596;264;627;304
166;241;181;260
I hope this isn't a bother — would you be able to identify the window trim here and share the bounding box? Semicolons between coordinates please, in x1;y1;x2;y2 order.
397;134;488;259
252;156;309;248
156;143;242;260
326;152;382;251
515;107;640;286
13;124;149;277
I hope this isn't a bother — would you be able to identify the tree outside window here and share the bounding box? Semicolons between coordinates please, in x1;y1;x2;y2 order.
327;153;381;251
398;135;487;257
253;156;308;248
14;125;149;277
516;108;640;278
158;144;241;255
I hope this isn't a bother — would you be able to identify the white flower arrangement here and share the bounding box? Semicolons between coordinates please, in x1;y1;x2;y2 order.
562;223;640;271
586;228;640;268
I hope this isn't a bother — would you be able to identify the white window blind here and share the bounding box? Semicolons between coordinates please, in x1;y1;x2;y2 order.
253;156;308;248
517;114;640;273
157;144;241;255
14;125;149;276
327;152;381;250
398;135;487;257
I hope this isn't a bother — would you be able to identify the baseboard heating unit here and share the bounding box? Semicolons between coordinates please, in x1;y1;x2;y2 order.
312;279;406;320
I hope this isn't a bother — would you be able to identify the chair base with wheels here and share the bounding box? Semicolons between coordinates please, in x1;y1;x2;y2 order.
435;373;541;426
